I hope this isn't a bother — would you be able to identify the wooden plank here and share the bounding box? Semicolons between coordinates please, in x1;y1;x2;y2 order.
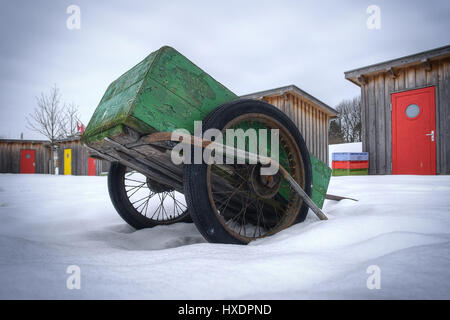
38;145;44;174
58;145;64;175
438;60;450;173
395;68;406;91
416;65;426;87
286;94;292;123
375;74;386;174
317;110;320;161
312;107;315;157
301;99;305;136
321;112;326;163
367;77;377;174
12;144;20;173
361;85;367;154
316;111;320;161
406;67;416;89
319;111;323;162
323;112;326;163
385;74;394;174
40;145;45;174
309;103;313;155
312;107;316;157
306;103;311;151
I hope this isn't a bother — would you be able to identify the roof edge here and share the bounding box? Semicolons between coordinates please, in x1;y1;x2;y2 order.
344;45;450;85
0;139;51;144
241;84;338;117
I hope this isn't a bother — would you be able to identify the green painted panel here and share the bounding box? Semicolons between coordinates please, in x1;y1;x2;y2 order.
310;154;332;209
82;46;237;142
83;80;143;138
131;76;211;134
147;47;237;117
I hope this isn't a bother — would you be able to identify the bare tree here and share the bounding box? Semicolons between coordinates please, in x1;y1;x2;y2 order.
335;96;361;143
61;102;81;137
26;85;66;146
328;119;345;144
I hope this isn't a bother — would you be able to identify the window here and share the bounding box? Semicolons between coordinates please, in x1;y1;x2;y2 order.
405;104;420;118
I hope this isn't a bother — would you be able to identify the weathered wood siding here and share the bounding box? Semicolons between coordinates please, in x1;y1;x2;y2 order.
360;58;450;174
57;139;110;175
0;140;53;174
263;93;331;164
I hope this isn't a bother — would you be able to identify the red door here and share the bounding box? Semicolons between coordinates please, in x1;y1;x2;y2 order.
88;157;96;176
20;149;36;174
392;87;436;175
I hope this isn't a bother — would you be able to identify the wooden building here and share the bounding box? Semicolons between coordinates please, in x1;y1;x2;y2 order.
0;139;53;174
57;137;110;176
241;85;338;164
345;45;450;175
0;137;109;175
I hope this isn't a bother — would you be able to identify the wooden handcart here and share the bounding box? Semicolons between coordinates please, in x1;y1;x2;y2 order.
81;46;332;244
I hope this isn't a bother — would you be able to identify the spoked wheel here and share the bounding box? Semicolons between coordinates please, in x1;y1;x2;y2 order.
108;162;191;229
184;99;312;244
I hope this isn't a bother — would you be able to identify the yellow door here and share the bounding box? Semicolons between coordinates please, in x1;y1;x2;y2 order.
64;149;72;175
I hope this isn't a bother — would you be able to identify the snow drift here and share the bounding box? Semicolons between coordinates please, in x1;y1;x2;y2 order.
0;174;449;299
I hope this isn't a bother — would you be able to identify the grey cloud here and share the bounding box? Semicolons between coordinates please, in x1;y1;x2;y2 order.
0;0;449;139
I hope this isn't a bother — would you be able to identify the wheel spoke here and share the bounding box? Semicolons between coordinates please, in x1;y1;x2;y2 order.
205;113;304;242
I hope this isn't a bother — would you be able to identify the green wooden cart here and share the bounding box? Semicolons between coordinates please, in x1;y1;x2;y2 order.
82;46;331;244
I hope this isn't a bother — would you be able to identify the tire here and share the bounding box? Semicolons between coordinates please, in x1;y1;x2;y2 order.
184;99;312;244
108;162;191;229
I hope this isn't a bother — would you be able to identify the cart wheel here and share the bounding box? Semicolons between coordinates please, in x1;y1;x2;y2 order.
108;162;191;229
184;99;312;244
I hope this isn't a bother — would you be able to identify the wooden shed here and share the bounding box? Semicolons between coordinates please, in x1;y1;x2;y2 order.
0;139;53;174
345;45;450;175
241;85;338;164
57;137;110;176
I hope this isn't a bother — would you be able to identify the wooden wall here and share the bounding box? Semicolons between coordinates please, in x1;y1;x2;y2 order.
263;93;331;164
360;58;450;174
57;139;110;175
0;140;53;174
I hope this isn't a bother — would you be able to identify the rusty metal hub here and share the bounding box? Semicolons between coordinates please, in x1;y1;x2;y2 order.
248;164;281;199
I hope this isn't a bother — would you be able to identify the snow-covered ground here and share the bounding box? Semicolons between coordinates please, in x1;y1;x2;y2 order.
0;173;449;299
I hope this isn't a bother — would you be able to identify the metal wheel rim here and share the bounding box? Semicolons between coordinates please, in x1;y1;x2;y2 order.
206;113;305;242
121;168;188;223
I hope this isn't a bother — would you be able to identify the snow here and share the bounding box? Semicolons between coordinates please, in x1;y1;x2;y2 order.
0;173;449;299
328;142;362;167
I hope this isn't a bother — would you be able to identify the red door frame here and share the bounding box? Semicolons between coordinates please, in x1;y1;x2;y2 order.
20;149;36;174
391;86;436;175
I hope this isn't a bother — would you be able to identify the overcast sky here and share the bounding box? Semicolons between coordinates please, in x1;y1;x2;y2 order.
1;0;449;140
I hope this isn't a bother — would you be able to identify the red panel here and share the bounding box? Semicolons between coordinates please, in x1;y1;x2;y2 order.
332;161;369;169
392;87;436;175
88;157;96;176
20;149;36;174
